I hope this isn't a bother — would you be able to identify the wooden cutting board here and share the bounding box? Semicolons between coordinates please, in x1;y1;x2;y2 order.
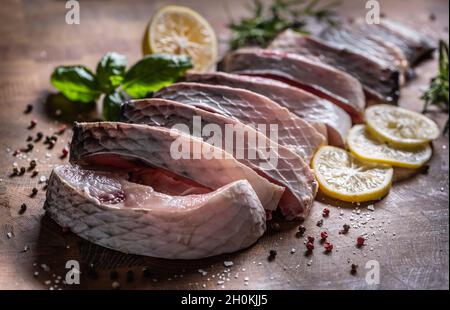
0;0;448;290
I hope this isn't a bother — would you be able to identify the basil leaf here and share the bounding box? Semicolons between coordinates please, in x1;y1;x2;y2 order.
50;66;101;103
103;91;126;121
122;54;192;98
96;52;127;92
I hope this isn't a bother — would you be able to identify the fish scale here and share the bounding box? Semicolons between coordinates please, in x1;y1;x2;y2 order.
154;82;326;162
121;98;318;219
184;72;351;147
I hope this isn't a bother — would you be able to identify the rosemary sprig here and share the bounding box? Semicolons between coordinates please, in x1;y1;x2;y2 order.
422;40;449;134
228;0;340;50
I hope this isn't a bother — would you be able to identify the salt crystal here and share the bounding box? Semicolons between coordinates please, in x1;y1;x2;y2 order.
290;248;296;254
223;261;234;267
367;205;375;211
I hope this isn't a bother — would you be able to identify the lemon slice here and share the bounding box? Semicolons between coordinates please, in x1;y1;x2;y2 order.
365;104;439;147
348;125;432;169
144;5;218;72
312;146;393;202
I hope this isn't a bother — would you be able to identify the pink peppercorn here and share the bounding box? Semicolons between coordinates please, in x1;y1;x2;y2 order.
324;242;333;252
322;208;330;217
306;242;315;251
307;236;315;243
320;231;328;240
357;236;365;246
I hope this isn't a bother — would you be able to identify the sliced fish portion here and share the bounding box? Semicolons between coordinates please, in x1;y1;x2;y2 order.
154;82;326;161
269;30;400;104
70;122;285;211
356;19;435;66
121;98;318;219
184;72;351;147
320;26;408;83
220;48;366;122
45;165;266;259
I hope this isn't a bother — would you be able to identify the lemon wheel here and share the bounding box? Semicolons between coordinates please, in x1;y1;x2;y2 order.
347;125;432;168
365;104;439;148
312;146;393;203
144;5;218;72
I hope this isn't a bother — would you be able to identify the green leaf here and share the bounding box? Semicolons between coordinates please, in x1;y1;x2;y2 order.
96;52;127;92
50;66;101;103
122;54;192;98
103;91;126;121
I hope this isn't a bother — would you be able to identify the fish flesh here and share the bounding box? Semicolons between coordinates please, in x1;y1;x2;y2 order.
183;72;351;147
45;165;266;259
355;19;435;66
269;30;400;104
121;98;318;219
153;82;326;161
219;48;366;123
320;26;408;83
70;122;285;211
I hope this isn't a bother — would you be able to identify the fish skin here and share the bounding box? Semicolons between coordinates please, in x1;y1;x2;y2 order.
121;98;318;219
70;122;284;211
320;26;408;84
219;48;366;123
356;19;435;66
45;165;266;259
153;82;326;162
183;72;351;147
269;30;400;104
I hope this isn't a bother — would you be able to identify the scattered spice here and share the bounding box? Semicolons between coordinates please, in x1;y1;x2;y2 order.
351;264;358;275
340;224;350;234
268;249;277;261
30;187;38;197
24;104;33;114
35;132;43;142
316;219;323;227
320;231;328;241
324;242;333;252
60;147;69;159
28;119;37;129
322;208;330;217
19;203;27;214
297;225;306;237
356;236;365;247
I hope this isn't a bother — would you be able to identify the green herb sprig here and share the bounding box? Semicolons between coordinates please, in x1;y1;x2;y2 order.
50;52;192;121
421;40;449;134
228;0;340;50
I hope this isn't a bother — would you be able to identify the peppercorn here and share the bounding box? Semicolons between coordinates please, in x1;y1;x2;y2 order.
56;124;67;135
28;119;37;129
12;167;19;176
47;142;55;150
31;170;39;177
297;225;306;236
320;231;328;240
322;208;330;217
13;149;21;156
341;224;350;234
110;270;119;280
306;242;315;251
29;159;37;170
19;167;26;175
316;219;323;227
21;144;33;152
30;188;38;197
307;235;315;243
351;264;358;275
24;104;33;114
126;270;135;282
61;147;69;159
35;132;43;142
357;236;365;247
19;203;27;215
324;242;333;252
26;136;33;142
268;249;277;261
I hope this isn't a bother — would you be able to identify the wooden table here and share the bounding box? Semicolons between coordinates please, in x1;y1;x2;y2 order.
0;0;448;290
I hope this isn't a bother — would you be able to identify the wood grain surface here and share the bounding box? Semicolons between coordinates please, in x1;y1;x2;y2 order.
0;0;448;290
